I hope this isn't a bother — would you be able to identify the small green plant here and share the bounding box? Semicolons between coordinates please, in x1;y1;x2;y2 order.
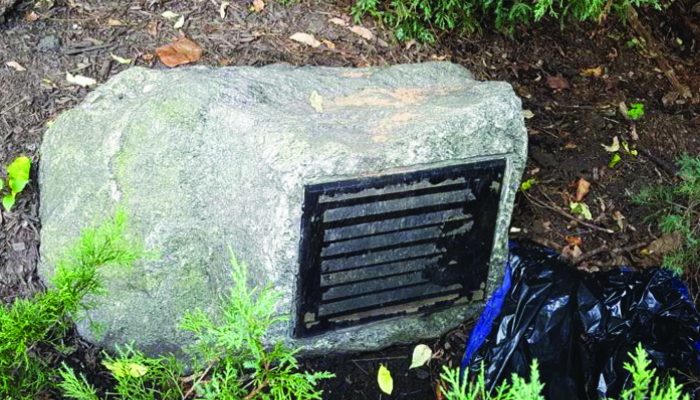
633;155;700;275
620;344;689;400
179;251;334;399
0;210;141;399
627;102;646;120
100;345;184;399
351;0;664;42
58;363;100;400
442;345;689;399
57;250;333;400
0;155;31;211
440;360;545;400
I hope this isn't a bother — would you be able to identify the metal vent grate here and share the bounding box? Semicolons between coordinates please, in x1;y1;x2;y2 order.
294;159;506;338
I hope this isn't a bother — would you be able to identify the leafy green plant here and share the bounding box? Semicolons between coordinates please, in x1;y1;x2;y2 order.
179;251;334;400
351;0;664;42
620;344;689;400
100;345;184;400
633;155;700;275
627;102;646;120
0;210;141;399
58;363;100;400
57;250;333;400
442;345;689;399
1;155;31;211
440;360;545;400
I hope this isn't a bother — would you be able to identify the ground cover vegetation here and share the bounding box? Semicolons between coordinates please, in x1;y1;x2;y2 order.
351;0;668;41
438;344;690;399
0;213;332;399
633;155;700;299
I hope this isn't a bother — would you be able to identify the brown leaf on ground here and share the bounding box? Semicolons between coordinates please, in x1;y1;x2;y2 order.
25;11;39;21
575;178;591;201
290;32;321;48
349;25;374;40
147;20;158;36
645;232;683;256
562;244;582;260
252;0;265;12
329;17;347;26
106;18;123;26
546;75;569;90
156;37;202;68
5;61;26;72
565;235;582;247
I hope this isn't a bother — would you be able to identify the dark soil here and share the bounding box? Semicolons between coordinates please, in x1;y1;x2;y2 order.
1;0;699;398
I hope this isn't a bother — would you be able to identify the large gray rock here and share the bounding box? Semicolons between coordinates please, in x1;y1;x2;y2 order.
39;63;527;357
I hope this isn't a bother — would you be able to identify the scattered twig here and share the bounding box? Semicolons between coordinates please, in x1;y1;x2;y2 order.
639;148;677;177
524;191;615;234
529;236;563;252
182;362;214;399
352;360;369;376
573;242;648;265
62;44;112;55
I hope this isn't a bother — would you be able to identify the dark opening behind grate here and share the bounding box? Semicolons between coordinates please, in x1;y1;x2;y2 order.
294;159;506;338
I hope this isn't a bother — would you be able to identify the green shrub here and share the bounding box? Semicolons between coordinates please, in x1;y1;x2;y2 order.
633;155;700;275
440;344;689;399
0;210;141;399
177;251;334;399
351;0;665;42
59;250;333;399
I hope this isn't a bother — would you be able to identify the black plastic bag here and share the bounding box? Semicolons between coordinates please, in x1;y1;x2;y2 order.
461;241;700;399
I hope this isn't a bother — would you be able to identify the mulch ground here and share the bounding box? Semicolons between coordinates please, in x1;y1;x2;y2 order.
1;0;699;398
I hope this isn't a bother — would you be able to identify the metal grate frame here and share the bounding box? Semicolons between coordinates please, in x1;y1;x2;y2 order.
294;159;506;338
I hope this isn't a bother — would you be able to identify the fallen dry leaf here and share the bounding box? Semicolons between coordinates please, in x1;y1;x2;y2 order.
321;39;335;49
645;232;683;256
107;18;123;26
156;37;202;68
580;66;603;78
618;101;629;119
219;1;230;19
161;10;179;19
329;17;347;26
147;20;158;36
565;235;583;247
173;15;185;29
562;244;582;259
5;61;26;72
252;0;265;12
349;25;374;40
612;210;625;231
522;109;535;119
290;32;321;48
66;72;97;87
110;53;132;65
546;75;569;91
25;11;39;21
575;178;591;202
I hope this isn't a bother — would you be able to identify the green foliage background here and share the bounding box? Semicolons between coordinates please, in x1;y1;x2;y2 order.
351;0;665;42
